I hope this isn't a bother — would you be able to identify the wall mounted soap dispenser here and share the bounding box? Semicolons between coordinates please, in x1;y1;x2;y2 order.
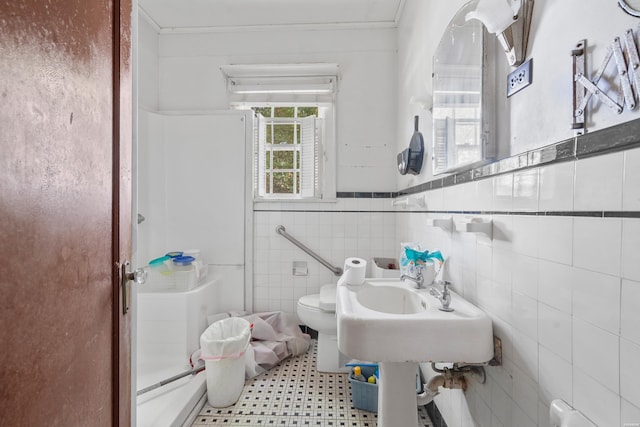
397;115;424;175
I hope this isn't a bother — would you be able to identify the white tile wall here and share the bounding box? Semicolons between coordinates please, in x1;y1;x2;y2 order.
574;152;624;211
252;198;396;315
537;260;572;313
572;268;620;334
623;148;640;210
621;338;640;408
537;216;573;265
395;156;640;427
573;368;621;427
623;398;640;426
572;318;619;393
513;169;539;212
539;161;574;211
251;156;640;427
538;345;572;405
622;218;640;281
621;279;640;345
573;217;622;276
538;303;572;362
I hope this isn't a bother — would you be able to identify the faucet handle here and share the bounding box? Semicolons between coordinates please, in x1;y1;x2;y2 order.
439;281;454;312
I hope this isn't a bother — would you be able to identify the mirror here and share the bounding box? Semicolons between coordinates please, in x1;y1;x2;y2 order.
432;0;496;175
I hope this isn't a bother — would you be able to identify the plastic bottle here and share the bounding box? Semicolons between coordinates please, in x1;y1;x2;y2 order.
352;366;367;382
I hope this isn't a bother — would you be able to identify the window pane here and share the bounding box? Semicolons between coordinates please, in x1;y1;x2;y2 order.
295;172;300;193
295;123;300;144
254;107;272;117
266;173;271;193
266;151;271;169
297;107;318;118
266;123;273;144
272;172;296;194
274;107;295;118
272;150;294;169
274;123;294;144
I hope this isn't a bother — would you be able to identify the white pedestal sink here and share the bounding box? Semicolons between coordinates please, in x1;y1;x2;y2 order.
336;278;493;427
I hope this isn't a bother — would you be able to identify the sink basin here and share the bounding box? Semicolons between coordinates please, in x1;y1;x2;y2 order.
336;278;493;364
356;285;426;314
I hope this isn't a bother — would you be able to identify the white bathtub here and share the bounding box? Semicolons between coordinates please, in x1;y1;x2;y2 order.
136;279;218;427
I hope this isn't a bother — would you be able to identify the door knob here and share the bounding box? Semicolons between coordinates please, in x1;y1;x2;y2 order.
121;261;147;314
125;266;147;284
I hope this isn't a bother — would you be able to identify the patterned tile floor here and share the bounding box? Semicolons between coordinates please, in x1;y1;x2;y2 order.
191;340;434;426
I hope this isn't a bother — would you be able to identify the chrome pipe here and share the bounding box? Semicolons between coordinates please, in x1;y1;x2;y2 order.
276;225;343;276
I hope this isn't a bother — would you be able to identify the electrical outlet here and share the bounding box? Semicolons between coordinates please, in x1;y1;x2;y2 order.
507;58;533;97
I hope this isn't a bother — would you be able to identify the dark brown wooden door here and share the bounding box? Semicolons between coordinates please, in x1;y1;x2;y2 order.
0;0;133;425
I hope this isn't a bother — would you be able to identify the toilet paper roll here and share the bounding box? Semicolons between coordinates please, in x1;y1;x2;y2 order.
342;257;367;285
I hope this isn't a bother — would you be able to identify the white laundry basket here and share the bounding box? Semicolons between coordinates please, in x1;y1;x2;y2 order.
200;317;252;407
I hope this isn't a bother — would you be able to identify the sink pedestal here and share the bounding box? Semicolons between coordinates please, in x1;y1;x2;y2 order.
378;362;420;427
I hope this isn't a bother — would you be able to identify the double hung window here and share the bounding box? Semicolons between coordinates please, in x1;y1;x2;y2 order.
254;106;320;198
221;63;337;200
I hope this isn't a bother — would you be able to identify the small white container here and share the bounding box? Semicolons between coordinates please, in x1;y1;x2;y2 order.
371;258;401;278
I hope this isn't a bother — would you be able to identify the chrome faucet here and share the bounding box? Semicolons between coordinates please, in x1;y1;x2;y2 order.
430;281;454;312
401;270;424;289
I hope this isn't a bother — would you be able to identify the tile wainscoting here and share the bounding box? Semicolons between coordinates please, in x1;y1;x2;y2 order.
252;119;640;427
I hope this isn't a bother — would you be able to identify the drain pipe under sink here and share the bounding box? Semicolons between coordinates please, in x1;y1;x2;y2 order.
416;374;442;406
416;362;485;406
415;365;447;406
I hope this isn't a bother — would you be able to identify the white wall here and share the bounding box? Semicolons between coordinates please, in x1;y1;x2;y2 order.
397;0;640;188
138;16;159;111
157;27;398;192
396;1;640;426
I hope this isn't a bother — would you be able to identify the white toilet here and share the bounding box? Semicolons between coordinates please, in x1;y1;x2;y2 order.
297;284;349;372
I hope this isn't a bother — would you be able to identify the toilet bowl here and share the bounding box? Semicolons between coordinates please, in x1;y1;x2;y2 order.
297;284;349;373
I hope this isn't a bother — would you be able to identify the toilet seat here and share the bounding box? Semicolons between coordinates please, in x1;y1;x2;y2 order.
298;294;324;311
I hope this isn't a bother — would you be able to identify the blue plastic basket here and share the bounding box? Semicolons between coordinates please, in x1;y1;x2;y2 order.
349;366;378;413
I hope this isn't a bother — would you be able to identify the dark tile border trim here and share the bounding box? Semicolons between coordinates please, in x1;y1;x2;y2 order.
336;191;397;198
394;210;640;218
254;209;397;213
336;118;640;199
253;208;640;218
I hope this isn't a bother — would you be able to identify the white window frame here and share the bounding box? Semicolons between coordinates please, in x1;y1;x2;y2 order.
249;104;331;200
266;117;303;196
255;108;319;199
221;64;338;201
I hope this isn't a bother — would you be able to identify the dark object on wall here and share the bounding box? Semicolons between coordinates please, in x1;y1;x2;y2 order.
397;116;425;175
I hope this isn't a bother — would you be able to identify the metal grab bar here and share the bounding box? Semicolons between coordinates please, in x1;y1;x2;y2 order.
276;225;343;276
